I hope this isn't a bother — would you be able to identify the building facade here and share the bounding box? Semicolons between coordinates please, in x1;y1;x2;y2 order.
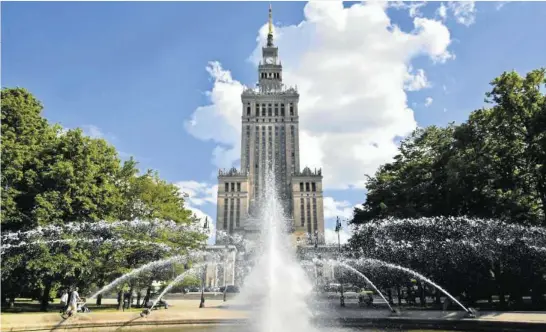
215;6;325;246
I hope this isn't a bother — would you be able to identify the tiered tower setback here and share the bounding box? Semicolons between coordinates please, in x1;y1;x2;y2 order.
216;5;325;246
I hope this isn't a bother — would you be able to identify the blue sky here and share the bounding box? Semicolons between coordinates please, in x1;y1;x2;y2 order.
3;1;546;242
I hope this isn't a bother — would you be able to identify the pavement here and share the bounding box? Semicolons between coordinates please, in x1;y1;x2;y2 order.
1;298;545;332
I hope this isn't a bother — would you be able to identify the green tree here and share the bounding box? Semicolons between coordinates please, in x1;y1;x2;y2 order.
352;69;546;226
1;88;57;231
1;88;204;311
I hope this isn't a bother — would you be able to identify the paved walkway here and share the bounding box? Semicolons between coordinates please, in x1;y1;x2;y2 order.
2;299;545;332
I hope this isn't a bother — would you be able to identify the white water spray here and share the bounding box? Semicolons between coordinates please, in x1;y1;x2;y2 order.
335;261;396;313
236;171;318;332
353;257;470;313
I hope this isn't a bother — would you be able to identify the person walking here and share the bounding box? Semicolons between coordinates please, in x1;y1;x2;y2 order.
59;290;68;313
63;287;81;318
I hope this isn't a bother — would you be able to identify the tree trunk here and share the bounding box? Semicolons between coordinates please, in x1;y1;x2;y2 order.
143;286;152;305
96;294;103;306
137;291;142;307
396;286;402;305
117;291;123;311
530;271;546;309
387;288;393;305
435;291;441;307
494;261;506;309
128;286;134;309
418;282;426;307
9;297;15;308
40;281;52;312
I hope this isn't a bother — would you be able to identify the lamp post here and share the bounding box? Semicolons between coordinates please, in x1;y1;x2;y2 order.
223;241;229;302
335;217;345;307
199;217;209;308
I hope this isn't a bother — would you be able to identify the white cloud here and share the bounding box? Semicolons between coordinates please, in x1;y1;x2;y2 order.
323;197;354;220
184;63;245;169
82;125;105;139
408;2;427;18
405;68;430;91
448;2;476;26
324;227;350;245
425;97;433;107
185;1;453;189
496;2;510;11
187;205;216;243
436;3;447;20
389;1;427;18
81;124;120;143
175;181;218;242
176;181;218;206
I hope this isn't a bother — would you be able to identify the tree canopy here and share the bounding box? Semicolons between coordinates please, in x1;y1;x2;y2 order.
348;69;546;309
353;69;546;226
1;88;206;310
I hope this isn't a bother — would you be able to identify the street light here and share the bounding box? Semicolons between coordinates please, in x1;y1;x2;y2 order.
199;217;209;309
335;217;345;307
223;241;229;302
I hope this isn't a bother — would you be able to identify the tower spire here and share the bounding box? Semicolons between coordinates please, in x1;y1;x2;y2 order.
267;4;274;47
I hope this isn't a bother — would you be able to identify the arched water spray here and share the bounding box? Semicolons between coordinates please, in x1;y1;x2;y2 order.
334;261;396;313
352;257;470;313
148;264;204;312
87;252;203;301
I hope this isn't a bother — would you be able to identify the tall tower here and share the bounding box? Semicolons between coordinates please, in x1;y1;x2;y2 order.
216;5;325;246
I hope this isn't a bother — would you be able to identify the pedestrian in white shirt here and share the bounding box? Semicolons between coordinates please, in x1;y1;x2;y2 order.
59;290;68;313
63;287;81;318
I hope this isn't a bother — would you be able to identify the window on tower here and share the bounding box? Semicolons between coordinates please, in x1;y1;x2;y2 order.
300;198;305;227
247;105;251;116
255;104;259;116
312;182;316;192
306;182;310;192
237;182;241;192
290;103;294;116
274;104;278;116
300;182;304;192
231;183;235;192
223;199;228;230
225;183;229;192
281;104;285;116
268;104;272;117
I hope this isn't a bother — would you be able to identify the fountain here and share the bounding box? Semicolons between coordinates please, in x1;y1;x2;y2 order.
5;172;544;329
234;171;318;332
349;257;471;314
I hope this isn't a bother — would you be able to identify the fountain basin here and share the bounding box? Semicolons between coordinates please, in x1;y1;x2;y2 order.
3;300;544;332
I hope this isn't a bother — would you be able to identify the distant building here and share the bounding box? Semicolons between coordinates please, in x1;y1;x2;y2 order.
215;5;325;246
205;6;333;289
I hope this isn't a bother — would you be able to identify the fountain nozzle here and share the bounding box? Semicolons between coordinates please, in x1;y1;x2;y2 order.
140;309;150;317
466;307;478;318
